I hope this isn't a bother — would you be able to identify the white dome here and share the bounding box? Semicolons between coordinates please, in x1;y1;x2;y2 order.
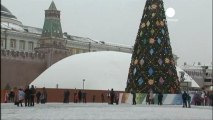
31;51;131;91
30;51;199;91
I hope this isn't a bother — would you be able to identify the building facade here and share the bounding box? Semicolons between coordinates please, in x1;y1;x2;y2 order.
181;65;213;89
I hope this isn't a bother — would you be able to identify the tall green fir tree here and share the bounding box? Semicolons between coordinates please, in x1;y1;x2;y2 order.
125;0;180;94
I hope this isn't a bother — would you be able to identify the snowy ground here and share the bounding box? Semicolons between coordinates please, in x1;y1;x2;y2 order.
1;103;212;120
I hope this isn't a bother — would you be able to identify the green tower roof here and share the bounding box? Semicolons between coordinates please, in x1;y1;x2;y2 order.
49;1;57;10
41;1;63;38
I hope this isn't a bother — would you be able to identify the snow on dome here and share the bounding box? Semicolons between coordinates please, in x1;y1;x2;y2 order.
30;51;199;91
31;51;131;91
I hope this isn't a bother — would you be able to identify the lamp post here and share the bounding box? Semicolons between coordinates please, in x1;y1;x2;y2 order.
83;79;85;90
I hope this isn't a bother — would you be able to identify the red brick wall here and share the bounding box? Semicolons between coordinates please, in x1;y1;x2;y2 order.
1;88;123;103
1;58;46;89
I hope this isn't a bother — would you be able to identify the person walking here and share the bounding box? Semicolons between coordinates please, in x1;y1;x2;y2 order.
17;88;25;107
182;91;188;108
82;92;87;103
146;92;150;104
63;90;67;103
41;87;47;104
30;85;36;106
149;90;154;104
78;90;82;103
36;91;41;104
24;86;30;107
107;89;110;104
158;92;163;105
63;90;70;103
74;91;78;103
131;90;136;105
110;88;115;104
115;92;119;105
4;91;9;103
9;90;15;102
66;90;70;103
187;93;191;108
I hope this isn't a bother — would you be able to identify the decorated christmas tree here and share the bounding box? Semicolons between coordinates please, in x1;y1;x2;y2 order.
125;0;180;93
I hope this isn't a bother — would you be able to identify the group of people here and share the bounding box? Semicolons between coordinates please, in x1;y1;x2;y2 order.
4;86;48;107
18;86;48;107
63;89;119;104
108;88;119;105
145;91;163;105
193;91;212;106
73;90;87;103
182;91;191;108
8;87;212;107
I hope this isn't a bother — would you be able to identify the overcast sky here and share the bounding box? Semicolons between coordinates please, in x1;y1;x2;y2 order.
2;0;212;66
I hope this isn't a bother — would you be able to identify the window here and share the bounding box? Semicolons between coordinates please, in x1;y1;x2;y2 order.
204;79;212;82
1;40;4;48
72;48;77;54
19;40;25;51
10;39;16;49
28;42;34;51
79;49;83;53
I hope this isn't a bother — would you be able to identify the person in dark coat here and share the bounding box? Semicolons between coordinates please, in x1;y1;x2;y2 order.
63;90;70;103
187;93;191;108
110;88;115;104
82;92;86;103
182;91;188;108
24;86;30;107
115;92;119;105
36;91;41;104
78;90;82;103
9;90;15;102
66;90;70;103
146;92;150;104
41;87;47;104
74;92;77;103
63;90;67;103
30;85;36;106
101;93;105;103
131;90;136;105
158;92;163;105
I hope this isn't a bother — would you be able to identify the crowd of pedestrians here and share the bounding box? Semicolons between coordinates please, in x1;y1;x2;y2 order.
182;91;191;108
4;86;211;107
4;86;48;107
108;88;119;105
73;89;87;103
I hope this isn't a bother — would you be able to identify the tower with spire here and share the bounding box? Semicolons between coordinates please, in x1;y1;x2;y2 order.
125;0;180;93
35;1;68;67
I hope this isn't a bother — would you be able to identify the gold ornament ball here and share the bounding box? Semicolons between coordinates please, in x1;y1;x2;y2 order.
165;58;170;63
148;79;154;85
149;38;155;44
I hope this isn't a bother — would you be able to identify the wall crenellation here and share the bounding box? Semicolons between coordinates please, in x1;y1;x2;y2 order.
1;49;46;61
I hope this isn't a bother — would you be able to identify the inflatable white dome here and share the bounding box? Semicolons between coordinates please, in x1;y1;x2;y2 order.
30;51;199;91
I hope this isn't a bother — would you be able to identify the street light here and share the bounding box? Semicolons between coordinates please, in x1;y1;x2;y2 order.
83;79;85;90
